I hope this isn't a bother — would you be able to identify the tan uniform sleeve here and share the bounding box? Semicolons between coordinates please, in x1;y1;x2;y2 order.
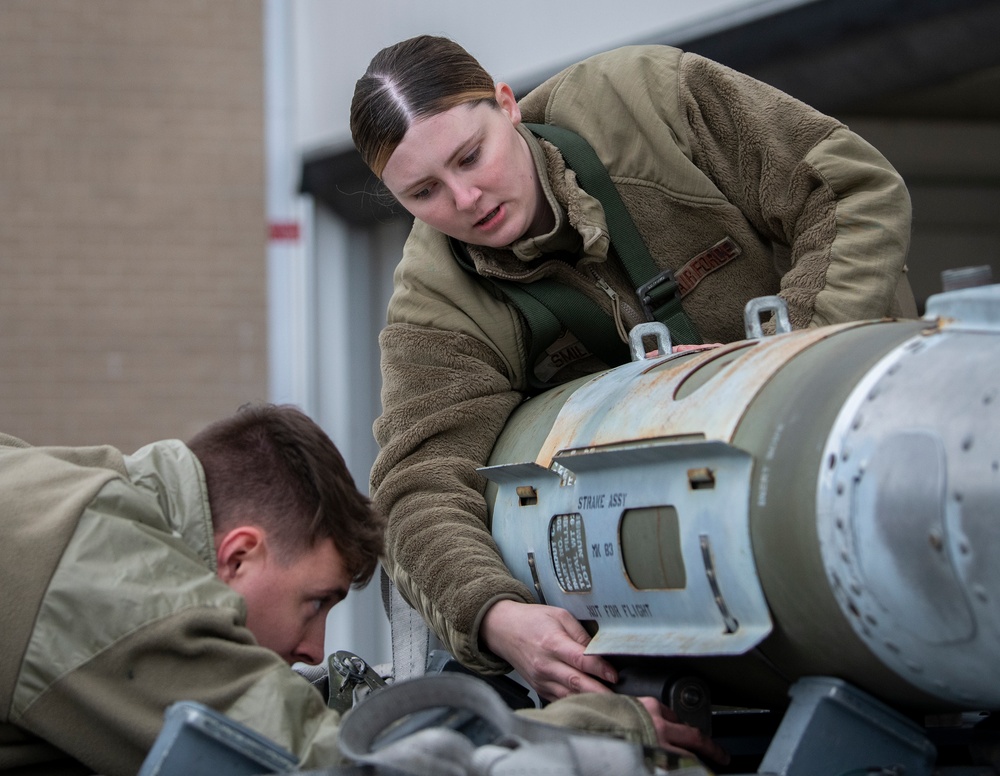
372;322;535;673
370;222;541;673
8;483;347;775
16;609;348;774
677;52;912;328
516;693;658;748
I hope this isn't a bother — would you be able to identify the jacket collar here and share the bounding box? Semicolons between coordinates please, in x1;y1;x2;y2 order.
124;439;217;572
465;126;611;279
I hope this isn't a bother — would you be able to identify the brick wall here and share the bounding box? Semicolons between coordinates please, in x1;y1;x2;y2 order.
0;0;267;451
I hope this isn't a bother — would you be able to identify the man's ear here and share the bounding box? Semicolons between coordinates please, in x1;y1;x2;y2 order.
215;526;265;583
495;82;522;126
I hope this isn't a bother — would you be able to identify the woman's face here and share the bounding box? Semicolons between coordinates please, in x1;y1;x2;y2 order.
381;83;552;248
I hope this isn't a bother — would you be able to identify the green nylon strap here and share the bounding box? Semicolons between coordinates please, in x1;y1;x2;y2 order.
450;123;702;389
525;123;701;345
449;241;629;390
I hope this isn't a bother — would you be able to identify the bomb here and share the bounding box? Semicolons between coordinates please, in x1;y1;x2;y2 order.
483;285;1000;773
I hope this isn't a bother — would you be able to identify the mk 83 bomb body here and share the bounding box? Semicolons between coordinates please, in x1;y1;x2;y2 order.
485;286;1000;719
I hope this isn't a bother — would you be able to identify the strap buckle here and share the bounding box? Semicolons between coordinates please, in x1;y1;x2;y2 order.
637;269;680;322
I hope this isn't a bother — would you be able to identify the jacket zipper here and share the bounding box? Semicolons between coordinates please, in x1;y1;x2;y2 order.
594;276;630;344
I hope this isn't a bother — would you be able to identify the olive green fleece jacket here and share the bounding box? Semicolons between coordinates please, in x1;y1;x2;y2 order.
371;45;916;675
0;435;662;774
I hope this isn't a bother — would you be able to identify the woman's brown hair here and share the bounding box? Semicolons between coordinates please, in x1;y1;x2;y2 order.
350;35;496;178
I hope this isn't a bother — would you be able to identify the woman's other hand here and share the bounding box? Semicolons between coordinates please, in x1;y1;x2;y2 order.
480;600;617;701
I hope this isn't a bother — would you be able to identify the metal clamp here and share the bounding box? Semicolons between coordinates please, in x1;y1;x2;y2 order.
744;295;791;339
629;321;673;361
328;650;388;714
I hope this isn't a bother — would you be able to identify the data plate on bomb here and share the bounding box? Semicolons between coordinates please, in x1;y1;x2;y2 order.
483;440;772;656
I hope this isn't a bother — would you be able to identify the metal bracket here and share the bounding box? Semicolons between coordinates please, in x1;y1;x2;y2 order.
744;295;791;339
486;440;772;656
328;650;388;714
629;321;673;361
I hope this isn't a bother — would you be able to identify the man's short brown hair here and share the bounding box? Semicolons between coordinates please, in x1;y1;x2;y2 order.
187;403;384;587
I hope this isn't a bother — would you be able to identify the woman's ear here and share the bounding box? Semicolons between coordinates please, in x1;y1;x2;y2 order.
495;82;522;126
215;526;265;583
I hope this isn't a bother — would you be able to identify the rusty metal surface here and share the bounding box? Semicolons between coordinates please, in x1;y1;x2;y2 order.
534;322;869;467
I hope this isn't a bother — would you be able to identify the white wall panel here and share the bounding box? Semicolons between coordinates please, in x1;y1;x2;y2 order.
312;205;409;666
292;0;816;153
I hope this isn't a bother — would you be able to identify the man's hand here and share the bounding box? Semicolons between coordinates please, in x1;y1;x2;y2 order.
480;600;617;700
636;697;730;766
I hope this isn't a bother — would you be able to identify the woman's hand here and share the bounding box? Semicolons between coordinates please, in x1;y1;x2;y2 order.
645;343;722;357
480;600;617;700
671;343;721;353
636;697;730;766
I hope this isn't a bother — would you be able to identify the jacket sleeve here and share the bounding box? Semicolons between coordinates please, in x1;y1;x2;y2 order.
15;609;349;775
677;52;913;328
372;321;535;673
517;693;658;748
7;481;348;775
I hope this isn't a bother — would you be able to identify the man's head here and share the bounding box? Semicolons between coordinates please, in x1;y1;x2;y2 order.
187;403;384;663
